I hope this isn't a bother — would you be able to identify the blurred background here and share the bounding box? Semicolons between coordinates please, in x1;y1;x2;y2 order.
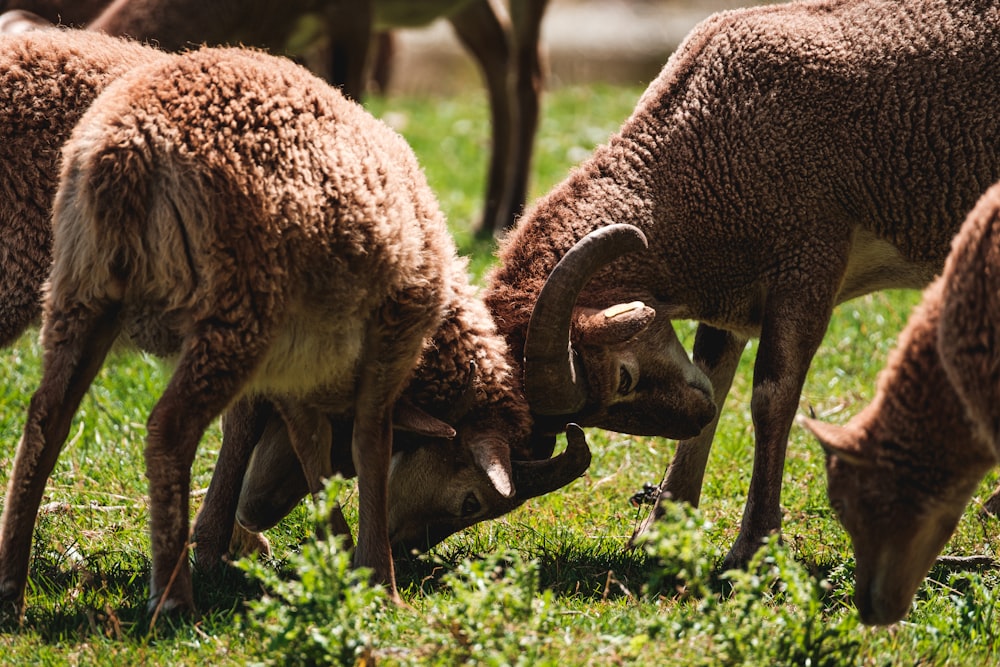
379;0;767;95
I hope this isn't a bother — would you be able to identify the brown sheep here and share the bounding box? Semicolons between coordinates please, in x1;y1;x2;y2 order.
802;180;1000;625
482;0;1000;569
0;45;587;618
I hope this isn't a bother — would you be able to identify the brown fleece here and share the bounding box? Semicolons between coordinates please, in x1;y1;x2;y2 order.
0;28;166;347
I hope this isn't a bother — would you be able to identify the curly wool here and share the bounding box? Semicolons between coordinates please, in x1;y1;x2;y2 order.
0;28;166;347
488;0;1000;350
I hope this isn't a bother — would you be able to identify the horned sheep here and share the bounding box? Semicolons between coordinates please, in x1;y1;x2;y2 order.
0;43;589;617
802;180;1000;625
480;0;1000;569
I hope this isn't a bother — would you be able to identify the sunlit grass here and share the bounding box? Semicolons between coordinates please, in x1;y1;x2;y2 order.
0;84;998;664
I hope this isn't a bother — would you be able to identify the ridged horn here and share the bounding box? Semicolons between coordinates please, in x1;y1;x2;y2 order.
511;424;592;500
523;224;648;415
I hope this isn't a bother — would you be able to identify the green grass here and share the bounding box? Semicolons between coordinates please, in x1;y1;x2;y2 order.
2;84;999;665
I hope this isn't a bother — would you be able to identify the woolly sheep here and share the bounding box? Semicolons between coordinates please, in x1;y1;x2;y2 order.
482;0;1000;569
0;45;589;617
802;180;1000;625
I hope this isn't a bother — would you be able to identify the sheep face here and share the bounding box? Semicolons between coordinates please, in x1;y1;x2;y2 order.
387;424;590;554
802;416;986;625
386;437;520;554
570;305;715;438
235;418;591;553
519;224;715;438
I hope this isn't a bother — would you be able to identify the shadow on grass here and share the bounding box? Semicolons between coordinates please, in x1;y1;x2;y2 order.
5;550;264;643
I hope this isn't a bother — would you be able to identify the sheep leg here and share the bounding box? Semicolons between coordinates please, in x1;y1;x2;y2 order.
351;369;399;603
630;325;745;546
322;0;374;99
144;327;262;615
193;396;273;569
0;302;121;618
724;298;832;570
501;0;546;232
273;399;353;546
449;1;511;237
350;319;428;604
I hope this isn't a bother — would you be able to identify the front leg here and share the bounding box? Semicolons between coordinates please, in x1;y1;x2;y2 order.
630;325;746;546
145;324;266;615
193;396;273;569
723;297;832;570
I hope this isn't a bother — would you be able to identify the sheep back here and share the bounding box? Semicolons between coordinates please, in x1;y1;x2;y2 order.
51;46;455;398
938;181;1000;456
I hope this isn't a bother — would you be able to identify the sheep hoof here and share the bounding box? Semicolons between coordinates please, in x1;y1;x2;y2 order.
229;529;272;561
146;591;195;619
980;492;1000;519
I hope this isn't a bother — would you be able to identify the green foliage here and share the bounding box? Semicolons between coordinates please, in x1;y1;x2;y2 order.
697;538;861;667
239;480;385;667
641;506;861;667
417;551;560;666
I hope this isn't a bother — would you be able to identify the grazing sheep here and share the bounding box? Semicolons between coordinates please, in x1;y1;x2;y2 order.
0;45;587;617
801;181;1000;625
0;28;166;350
483;0;1000;569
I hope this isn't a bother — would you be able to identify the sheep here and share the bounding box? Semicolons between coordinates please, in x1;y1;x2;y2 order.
481;0;1000;570
0;44;591;617
6;0;549;235
0;27;167;350
800;180;1000;625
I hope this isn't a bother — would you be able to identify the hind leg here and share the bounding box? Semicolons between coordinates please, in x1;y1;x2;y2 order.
0;301;121;619
145;325;267;615
193;396;273;569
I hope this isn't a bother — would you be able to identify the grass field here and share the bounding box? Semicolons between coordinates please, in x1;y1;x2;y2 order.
1;83;998;665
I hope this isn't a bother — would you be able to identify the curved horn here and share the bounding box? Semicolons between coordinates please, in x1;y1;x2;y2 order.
511;424;592;500
524;224;648;415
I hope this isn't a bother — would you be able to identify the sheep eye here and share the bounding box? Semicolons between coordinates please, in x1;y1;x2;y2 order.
618;366;633;395
461;493;481;517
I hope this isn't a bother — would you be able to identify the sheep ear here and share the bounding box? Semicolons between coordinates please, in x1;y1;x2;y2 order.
574;302;655;346
392;400;456;439
798;415;871;468
470;436;514;498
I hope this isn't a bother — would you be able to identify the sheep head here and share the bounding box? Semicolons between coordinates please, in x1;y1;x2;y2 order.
235;410;591;553
387;424;591;554
801;413;988;625
523;224;715;438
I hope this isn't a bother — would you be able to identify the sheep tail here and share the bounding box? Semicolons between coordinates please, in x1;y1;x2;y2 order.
49;120;204;312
